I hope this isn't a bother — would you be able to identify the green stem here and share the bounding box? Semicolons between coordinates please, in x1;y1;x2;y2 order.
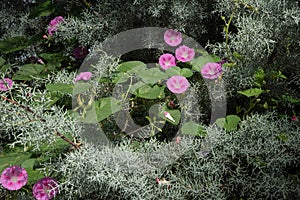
223;1;238;59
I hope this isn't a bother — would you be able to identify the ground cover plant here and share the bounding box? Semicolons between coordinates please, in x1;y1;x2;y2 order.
0;0;299;199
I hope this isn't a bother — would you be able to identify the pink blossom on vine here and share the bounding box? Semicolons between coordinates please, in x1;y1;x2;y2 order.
159;53;176;70
201;62;223;79
74;72;92;82
175;45;195;62
33;177;59;200
0;166;28;190
164;29;182;46
167;75;189;94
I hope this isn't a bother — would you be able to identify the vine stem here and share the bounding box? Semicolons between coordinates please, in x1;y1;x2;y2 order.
223;1;238;59
0;95;80;150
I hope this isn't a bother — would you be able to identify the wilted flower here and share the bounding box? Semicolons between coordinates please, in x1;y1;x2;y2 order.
0;166;28;190
164;29;182;46
175;45;195;62
200;62;222;79
73;46;89;59
74;72;92;82
47;16;64;36
33;177;59;200
159;53;176;70
167;75;189;94
0;78;13;91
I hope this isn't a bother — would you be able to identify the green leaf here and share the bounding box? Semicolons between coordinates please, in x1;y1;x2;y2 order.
210;54;222;62
254;69;265;87
26;169;44;184
28;0;55;18
73;83;92;95
0;57;5;66
282;95;300;105
160;106;181;125
39;53;64;65
0;152;32;173
0;64;10;73
95;97;122;121
112;72;130;83
133;85;165;99
46;83;74;94
0;36;31;53
216;115;241;131
180;68;193;78
181;122;206;136
21;158;36;170
238;88;264;97
13;64;45;80
118;61;146;72
233;51;243;60
190;55;215;71
80;105;98;123
137;68;168;84
165;67;181;76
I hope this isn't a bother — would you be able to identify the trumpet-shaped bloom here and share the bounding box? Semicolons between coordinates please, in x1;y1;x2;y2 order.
0;166;28;190
47;16;64;36
0;78;13;91
201;62;222;79
175;45;195;62
33;177;59;200
167;75;189;94
74;72;92;82
49;16;64;27
159;53;176;70
164;29;182;46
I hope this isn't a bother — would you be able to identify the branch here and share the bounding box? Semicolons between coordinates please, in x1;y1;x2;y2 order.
0;95;80;150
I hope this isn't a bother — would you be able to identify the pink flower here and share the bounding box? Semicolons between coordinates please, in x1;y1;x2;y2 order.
74;72;92;82
175;45;195;62
0;166;28;190
73;46;89;59
37;58;45;65
167;75;189;94
159;53;176;70
292;115;297;121
164;29;182;46
47;16;64;36
0;78;13;91
49;16;64;27
47;26;58;36
201;62;223;79
33;177;59;200
42;35;48;39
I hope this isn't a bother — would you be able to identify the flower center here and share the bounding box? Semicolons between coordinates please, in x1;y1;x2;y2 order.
11;176;18;183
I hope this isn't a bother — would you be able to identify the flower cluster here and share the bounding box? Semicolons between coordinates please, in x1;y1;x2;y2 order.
0;166;59;200
47;16;64;36
161;29;195;94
